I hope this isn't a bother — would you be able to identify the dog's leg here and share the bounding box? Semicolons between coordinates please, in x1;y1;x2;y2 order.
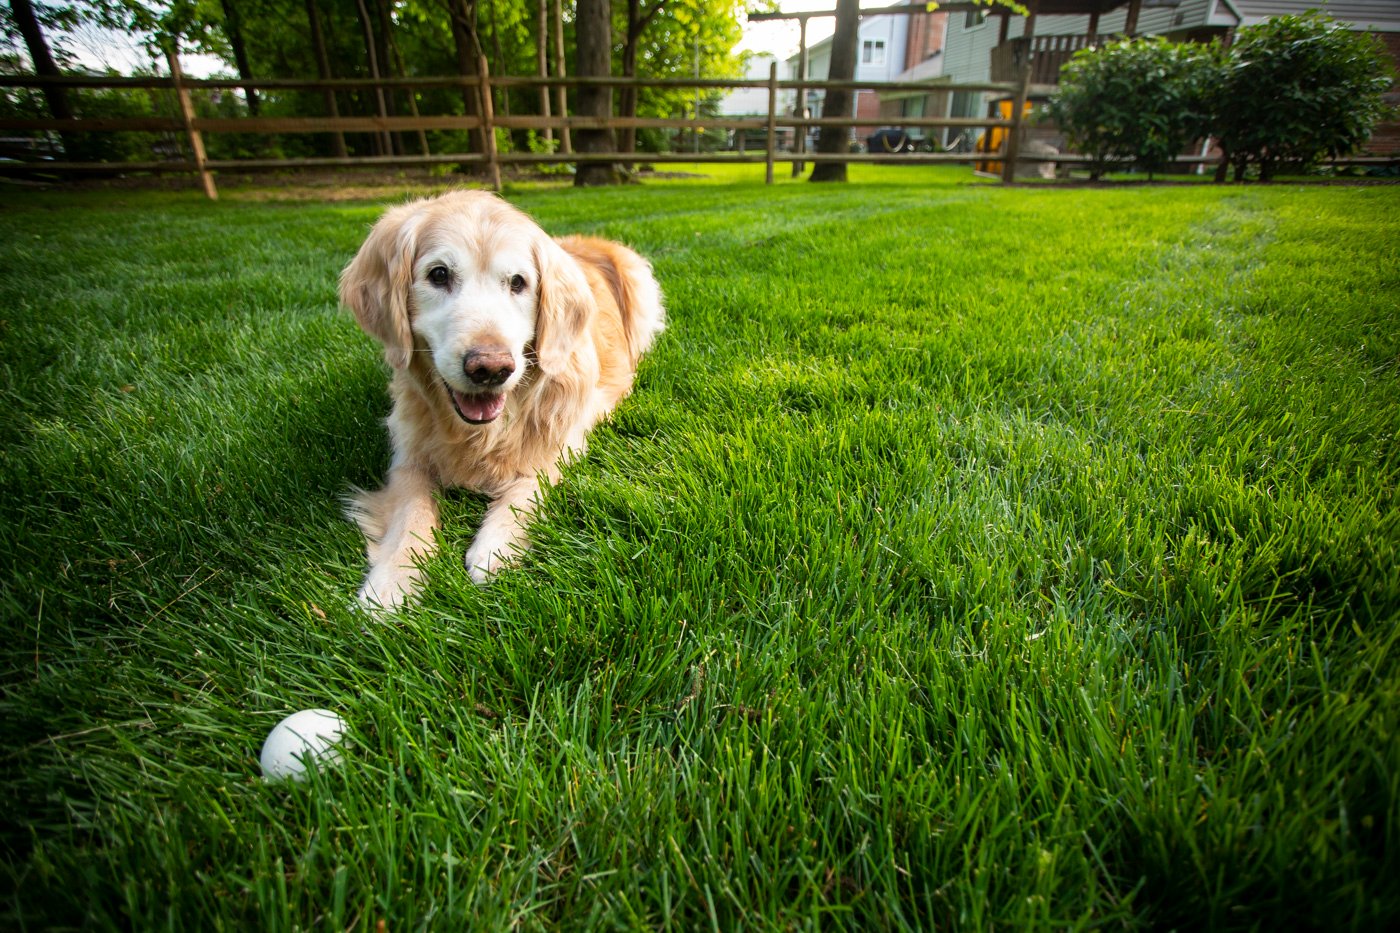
354;464;439;609
464;473;552;584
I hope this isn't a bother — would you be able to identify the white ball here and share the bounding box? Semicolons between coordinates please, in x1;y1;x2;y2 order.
260;708;347;781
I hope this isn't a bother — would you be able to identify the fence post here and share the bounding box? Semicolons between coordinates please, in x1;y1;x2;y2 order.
765;61;777;185
478;55;502;192
1000;59;1032;184
166;45;217;200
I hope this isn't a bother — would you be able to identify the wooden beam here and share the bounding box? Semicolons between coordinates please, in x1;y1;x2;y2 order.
750;4;994;21
1124;0;1141;36
166;46;217;200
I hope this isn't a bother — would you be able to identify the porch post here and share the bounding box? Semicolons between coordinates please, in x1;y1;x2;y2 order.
1124;0;1142;36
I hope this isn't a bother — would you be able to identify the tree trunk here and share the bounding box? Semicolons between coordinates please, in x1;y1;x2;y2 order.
552;0;570;153
218;0;261;116
304;0;348;158
447;0;487;172
10;0;71;119
354;0;393;155
486;0;509;118
619;0;641;160
9;0;80;159
810;0;859;182
536;0;551;146
618;1;667;162
574;0;621;185
373;0;403;155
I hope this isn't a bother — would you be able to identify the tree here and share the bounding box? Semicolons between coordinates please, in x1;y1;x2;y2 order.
8;0;72;121
444;0;487;165
1049;38;1215;181
303;0;347;157
1210;13;1394;182
217;0;258;114
618;0;667;160
808;0;858;182
615;0;744;158
4;0;754;171
574;0;618;185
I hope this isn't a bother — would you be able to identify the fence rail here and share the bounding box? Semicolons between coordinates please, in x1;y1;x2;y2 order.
3;68;1391;196
0;65;1038;196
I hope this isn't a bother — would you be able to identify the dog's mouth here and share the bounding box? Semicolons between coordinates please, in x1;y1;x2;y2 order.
446;385;506;424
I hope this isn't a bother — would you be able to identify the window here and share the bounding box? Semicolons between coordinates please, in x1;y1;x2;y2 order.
862;39;886;65
965;10;987;29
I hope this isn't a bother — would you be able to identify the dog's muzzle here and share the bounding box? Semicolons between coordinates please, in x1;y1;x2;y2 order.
446;347;515;424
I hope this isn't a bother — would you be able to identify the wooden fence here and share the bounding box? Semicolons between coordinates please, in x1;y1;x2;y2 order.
4;64;1391;198
0;62;1052;198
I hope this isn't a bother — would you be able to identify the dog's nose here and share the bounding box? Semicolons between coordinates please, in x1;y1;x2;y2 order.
463;348;516;387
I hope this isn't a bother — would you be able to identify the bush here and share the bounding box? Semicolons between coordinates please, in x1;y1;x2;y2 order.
1211;13;1395;182
1050;37;1216;180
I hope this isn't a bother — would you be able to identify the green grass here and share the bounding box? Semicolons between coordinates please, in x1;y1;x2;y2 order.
2;166;1398;930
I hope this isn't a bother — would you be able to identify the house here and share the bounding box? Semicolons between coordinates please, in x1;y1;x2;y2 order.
784;4;933;145
934;0;1400;154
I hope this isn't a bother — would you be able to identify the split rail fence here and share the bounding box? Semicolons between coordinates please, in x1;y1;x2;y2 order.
0;60;1056;199
14;60;1386;197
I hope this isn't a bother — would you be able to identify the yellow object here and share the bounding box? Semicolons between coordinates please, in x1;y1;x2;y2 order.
976;98;1034;174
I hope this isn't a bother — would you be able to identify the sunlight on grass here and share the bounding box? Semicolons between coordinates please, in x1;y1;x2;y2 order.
2;176;1397;929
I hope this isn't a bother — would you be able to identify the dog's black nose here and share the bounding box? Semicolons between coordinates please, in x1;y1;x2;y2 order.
463;348;515;387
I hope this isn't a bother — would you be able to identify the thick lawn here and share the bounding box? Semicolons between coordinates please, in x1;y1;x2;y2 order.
1;168;1398;929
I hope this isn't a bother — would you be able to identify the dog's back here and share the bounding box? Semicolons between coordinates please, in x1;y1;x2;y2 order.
559;236;666;371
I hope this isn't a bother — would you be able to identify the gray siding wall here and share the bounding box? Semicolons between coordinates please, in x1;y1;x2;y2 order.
1233;1;1400;29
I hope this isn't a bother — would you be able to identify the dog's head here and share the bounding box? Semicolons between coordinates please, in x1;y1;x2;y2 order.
340;190;595;424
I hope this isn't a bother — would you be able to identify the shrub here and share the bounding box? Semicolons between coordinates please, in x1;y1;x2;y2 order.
1050;37;1216;180
1211;13;1395;182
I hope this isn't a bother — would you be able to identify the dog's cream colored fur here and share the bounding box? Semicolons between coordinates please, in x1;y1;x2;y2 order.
340;190;664;608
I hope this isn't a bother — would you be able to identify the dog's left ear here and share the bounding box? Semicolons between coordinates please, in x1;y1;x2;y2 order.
532;236;596;378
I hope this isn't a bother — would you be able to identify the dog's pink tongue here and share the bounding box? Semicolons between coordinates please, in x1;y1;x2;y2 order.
453;390;505;423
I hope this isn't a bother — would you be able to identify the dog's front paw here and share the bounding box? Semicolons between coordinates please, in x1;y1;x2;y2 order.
463;540;511;585
356;566;420;612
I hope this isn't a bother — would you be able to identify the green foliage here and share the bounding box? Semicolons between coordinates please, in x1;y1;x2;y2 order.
1050;37;1216;180
1051;14;1395;182
4;0;750;164
1211;12;1395;181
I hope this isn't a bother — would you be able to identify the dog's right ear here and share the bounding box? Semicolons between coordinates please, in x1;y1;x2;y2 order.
340;203;421;370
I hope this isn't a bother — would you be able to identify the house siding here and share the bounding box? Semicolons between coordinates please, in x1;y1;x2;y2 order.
1233;1;1400;29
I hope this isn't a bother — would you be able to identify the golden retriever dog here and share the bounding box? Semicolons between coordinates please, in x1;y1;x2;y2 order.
340;190;665;609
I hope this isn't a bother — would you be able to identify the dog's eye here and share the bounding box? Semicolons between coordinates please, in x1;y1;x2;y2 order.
427;266;451;288
509;274;527;295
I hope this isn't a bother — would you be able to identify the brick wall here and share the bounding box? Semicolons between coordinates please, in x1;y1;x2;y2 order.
855;90;884;138
904;13;949;71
